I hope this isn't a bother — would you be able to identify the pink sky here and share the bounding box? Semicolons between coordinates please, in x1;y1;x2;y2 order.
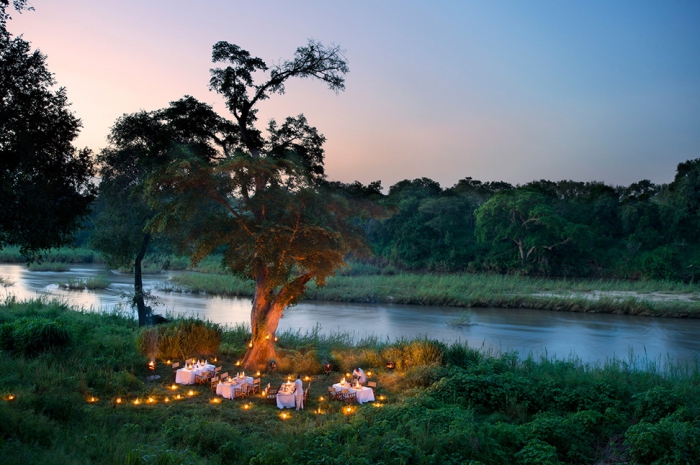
9;0;700;188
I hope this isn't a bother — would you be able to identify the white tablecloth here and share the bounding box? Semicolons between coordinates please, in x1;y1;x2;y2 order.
332;383;375;404
175;363;215;385
215;376;254;399
276;384;298;409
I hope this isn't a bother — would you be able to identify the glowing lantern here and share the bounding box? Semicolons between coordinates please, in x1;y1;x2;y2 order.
187;390;195;397
170;384;178;391
147;360;156;371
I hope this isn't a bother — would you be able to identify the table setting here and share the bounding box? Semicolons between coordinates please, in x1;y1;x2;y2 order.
215;372;254;399
175;360;215;385
332;377;375;404
276;380;297;409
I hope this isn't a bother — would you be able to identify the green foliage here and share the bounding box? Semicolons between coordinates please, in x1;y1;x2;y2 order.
0;317;71;356
136;319;222;359
625;415;700;464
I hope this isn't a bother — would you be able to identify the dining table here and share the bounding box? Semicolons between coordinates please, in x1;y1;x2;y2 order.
332;382;375;404
276;382;297;409
216;375;254;399
175;362;215;385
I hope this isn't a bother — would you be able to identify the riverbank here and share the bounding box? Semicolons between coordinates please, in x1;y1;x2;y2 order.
1;297;699;464
164;272;700;318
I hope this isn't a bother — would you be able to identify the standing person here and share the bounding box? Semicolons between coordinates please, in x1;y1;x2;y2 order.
352;367;367;385
294;374;304;410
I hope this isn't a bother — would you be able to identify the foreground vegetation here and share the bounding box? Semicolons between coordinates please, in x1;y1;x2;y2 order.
164;270;700;318
1;298;699;464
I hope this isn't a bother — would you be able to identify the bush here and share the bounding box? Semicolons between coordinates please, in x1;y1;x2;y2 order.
136;319;222;360
1;317;71;356
380;339;445;371
625;415;700;464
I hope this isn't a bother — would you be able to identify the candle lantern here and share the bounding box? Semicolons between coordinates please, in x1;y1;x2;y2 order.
385;361;396;371
269;360;278;371
323;362;332;376
147;360;156;371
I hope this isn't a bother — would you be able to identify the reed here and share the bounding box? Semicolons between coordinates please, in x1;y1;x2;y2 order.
166;271;700;317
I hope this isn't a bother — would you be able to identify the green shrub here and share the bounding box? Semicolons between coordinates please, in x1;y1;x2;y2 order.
136;319;222;360
444;342;482;368
514;438;561;464
625;415;700;464
3;317;71;356
632;386;682;422
163;416;244;459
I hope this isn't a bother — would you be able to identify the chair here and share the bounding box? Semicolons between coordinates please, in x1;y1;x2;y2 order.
265;386;278;404
252;378;261;395
303;387;309;406
220;372;229;380
194;372;209;385
214;366;222;374
327;386;339;401
240;383;250;398
367;381;377;395
171;362;180;380
233;385;247;400
346;390;357;403
185;358;194;365
210;376;220;391
339;388;350;402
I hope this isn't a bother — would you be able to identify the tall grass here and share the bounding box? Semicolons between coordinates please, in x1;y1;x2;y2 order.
0;246;102;264
57;276;111;290
2;298;700;464
166;271;700;317
27;262;71;272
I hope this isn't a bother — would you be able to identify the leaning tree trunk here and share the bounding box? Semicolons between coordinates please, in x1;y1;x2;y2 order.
241;272;314;371
134;233;153;327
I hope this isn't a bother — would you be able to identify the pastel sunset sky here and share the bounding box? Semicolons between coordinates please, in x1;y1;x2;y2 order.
9;0;700;188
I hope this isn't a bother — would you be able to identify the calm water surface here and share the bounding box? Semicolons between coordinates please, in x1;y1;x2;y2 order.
2;264;699;365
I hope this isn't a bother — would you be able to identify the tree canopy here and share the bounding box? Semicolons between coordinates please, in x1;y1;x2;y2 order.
145;40;375;368
0;1;95;256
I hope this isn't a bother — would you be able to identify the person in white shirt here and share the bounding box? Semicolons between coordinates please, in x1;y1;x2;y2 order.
294;374;304;410
352;367;367;385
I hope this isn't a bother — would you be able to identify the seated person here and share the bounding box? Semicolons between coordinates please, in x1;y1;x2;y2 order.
352;367;367;385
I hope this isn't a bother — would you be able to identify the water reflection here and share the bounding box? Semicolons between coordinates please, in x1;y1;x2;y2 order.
1;264;699;364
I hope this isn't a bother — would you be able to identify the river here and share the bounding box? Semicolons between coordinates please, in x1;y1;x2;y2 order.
2;263;699;365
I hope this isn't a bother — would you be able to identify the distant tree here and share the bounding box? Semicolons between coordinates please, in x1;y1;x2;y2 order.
666;158;700;244
92;96;231;326
147;41;373;369
475;190;591;273
0;1;96;256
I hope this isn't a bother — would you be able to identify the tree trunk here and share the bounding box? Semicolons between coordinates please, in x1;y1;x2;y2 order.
134;233;152;327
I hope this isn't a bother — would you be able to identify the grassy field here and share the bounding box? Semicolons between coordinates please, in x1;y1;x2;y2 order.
165;271;700;318
0;246;103;264
1;297;699;464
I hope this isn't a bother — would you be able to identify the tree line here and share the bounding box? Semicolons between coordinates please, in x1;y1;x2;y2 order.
365;164;700;281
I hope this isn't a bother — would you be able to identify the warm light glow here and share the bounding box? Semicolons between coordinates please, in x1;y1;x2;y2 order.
374;402;383;408
242;403;251;410
248;341;253;348
274;336;278;342
213;357;218;362
235;361;241;366
210;398;221;404
280;412;289;420
345;373;351;378
344;406;353;414
7;394;15;401
319;396;325;401
175;394;182;400
188;390;195;396
147;397;155;404
170;384;178;390
164;397;170;403
116;397;122;404
265;334;270;340
166;359;171;364
133;398;141;405
378;395;386;401
367;370;373;377
315;408;324;414
304;376;310;381
87;396;98;403
256;371;260;376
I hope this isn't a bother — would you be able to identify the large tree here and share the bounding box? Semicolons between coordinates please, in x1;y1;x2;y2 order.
148;40;373;369
0;1;96;256
93;96;231;326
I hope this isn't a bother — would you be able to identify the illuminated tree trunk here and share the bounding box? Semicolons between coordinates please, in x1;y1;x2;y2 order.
242;272;313;371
